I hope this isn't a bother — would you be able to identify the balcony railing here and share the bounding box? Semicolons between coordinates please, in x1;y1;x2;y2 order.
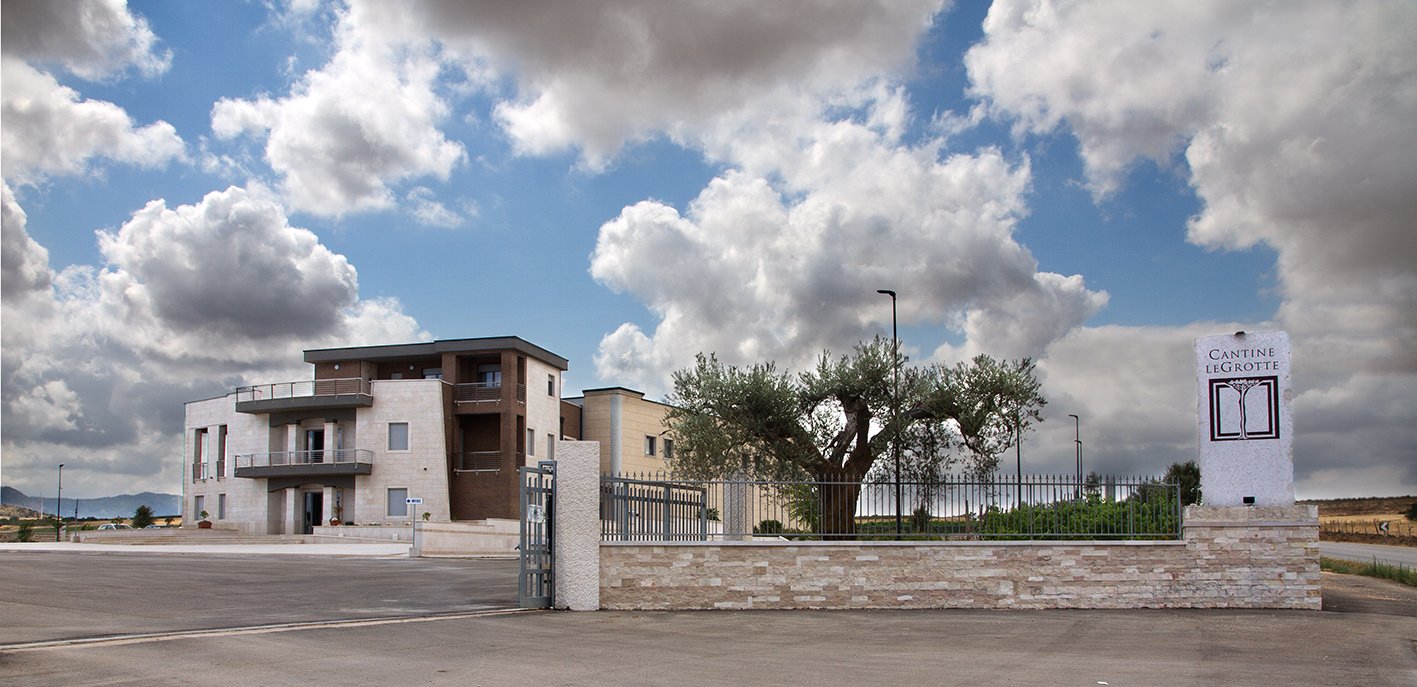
453;382;526;404
235;377;372;403
236;449;374;468
233;449;374;478
455;451;503;472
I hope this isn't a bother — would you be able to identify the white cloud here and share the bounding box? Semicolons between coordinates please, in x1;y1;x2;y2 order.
966;1;1417;496
405;186;465;228
211;3;464;217
1;57;185;184
381;0;941;168
0;0;170;80
0;186;429;497
591;120;1105;394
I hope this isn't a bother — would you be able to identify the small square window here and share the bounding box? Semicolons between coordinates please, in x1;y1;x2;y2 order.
644;435;656;456
388;422;409;451
387;488;408;518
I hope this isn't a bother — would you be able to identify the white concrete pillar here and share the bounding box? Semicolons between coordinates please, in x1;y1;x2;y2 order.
554;440;600;611
285;423;299;455
284;487;301;535
322;485;337;523
323;420;338;458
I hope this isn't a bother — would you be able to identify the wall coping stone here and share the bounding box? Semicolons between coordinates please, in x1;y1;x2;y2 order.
601;539;1187;548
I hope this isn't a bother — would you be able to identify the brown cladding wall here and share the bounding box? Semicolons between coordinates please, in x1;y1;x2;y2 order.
560;401;582;440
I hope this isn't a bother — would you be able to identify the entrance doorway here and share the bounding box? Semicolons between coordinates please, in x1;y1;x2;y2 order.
302;491;323;534
306;429;324;462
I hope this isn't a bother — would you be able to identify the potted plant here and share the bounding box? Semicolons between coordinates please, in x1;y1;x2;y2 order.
329;502;343;526
197;510;212;529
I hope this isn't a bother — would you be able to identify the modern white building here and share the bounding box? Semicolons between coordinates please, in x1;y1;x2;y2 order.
183;337;575;534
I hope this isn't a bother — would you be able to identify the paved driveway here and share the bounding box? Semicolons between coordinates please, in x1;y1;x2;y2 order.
0;551;518;645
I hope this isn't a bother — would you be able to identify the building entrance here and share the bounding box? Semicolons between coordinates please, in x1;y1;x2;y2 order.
302;491;323;534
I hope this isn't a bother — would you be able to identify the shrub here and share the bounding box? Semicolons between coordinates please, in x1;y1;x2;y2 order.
1405;502;1417;522
132;505;155;529
755;519;784;535
16;521;34;542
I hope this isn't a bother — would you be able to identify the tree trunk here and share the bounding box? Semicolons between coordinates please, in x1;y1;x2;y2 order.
817;473;863;540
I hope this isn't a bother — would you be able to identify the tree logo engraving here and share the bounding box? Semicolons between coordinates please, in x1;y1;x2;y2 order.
1208;376;1279;442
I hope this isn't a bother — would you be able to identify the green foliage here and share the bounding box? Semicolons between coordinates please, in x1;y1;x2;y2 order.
1405;502;1417;522
1321;557;1417;587
16;521;34;542
1083;471;1102;499
781;482;821;533
1163;460;1202;506
975;493;1181;540
705;507;721;522
132;505;155;529
755;519;784;535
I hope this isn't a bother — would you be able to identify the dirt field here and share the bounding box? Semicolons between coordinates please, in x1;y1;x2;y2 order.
1301;495;1416;517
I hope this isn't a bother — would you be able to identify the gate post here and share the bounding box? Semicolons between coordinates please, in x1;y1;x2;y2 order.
554;440;601;611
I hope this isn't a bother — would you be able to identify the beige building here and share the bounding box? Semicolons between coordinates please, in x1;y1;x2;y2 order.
563;387;674;476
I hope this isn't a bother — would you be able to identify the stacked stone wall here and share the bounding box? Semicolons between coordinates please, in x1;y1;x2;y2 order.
599;505;1318;610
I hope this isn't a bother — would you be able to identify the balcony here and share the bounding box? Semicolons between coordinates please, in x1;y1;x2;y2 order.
455;450;507;473
453;382;526;405
235;377;372;414
233;449;374;478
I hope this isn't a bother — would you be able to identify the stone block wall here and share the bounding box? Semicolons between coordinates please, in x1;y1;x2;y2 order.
599;505;1319;610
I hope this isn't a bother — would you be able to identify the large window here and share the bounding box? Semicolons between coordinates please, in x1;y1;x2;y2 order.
547;433;556;460
193;428;208;480
478;364;501;386
194;495;205;520
388;422;409;451
387;488;408;517
526;428;535;456
217;493;226;520
548;374;555;396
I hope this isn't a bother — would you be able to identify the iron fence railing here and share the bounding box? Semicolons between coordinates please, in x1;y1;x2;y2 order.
599;473;1183;542
235;377;371;403
456;451;503;472
234;449;373;468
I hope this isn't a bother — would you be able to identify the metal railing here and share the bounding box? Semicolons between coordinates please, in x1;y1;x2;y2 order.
235;377;372;403
599;472;1183;542
456;451;503;472
453;382;527;404
234;449;374;468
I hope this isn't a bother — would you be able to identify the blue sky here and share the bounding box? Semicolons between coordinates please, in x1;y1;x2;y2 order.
2;1;1412;500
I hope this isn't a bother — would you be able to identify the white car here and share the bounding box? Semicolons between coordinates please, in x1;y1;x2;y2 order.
97;523;134;531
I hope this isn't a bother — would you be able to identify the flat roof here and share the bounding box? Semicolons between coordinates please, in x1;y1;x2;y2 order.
304;336;569;370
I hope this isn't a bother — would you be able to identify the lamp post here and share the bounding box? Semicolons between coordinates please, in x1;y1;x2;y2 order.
1068;414;1081;498
55;463;65;542
876;289;901;540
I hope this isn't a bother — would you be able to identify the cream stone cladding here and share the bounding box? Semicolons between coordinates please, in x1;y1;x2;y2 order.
183;394;271;533
600;505;1320;611
354;379;451;523
524;357;563;465
582;388;673;475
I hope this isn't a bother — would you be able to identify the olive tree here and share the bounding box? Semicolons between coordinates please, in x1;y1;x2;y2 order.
663;338;1046;536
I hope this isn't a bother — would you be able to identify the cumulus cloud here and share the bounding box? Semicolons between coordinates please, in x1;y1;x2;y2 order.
0;0;170;80
0;186;428;497
405;186;465;228
211;2;464;216
591;120;1106;393
966;0;1417;495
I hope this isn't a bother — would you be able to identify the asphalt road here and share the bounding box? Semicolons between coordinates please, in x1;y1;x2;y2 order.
1319;541;1417;567
2;550;1415;686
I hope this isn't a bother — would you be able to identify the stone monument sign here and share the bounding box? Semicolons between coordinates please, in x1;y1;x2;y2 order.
1194;330;1294;506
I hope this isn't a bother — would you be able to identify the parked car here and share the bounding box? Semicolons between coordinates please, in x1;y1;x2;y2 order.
97;523;134;531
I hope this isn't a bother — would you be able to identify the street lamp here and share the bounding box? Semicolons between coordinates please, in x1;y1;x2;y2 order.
1067;414;1081;498
55;463;65;542
876;289;901;540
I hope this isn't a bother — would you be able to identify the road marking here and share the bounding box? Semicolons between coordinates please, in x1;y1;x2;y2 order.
0;608;536;653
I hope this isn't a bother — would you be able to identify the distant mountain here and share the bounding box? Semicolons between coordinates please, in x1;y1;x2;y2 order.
1;486;181;519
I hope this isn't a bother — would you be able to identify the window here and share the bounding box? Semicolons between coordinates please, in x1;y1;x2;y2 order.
194;495;205;520
388;422;409;451
478;364;501;386
548;374;555;396
526;428;535;457
387;488;408;517
644;435;656;456
193;428;208;480
664;439;674;461
217;493;226;520
547;433;556;460
215;425;228;479
424;368;443;380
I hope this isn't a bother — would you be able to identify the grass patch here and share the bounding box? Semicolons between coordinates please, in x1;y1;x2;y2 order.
1321;556;1417;587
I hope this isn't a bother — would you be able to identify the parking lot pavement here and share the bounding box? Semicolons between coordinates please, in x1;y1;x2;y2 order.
0;551;518;645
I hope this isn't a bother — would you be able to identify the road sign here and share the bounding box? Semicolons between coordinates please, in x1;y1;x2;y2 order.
527;503;545;524
1378;521;1390;534
406;497;423;505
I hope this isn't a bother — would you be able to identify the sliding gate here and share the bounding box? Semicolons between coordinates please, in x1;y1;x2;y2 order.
518;460;556;608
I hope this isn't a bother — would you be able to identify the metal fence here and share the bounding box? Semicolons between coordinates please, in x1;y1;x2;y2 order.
600;472;1183;542
234;449;373;468
235;377;371;403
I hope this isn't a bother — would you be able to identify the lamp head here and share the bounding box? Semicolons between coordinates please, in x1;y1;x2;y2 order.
876;289;895;298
